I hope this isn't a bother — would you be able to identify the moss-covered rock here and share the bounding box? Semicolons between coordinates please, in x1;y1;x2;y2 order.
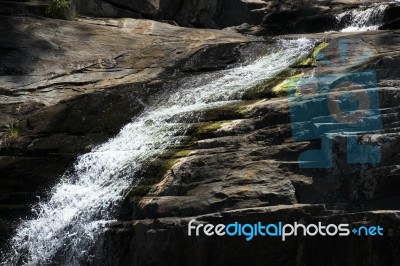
242;68;300;100
192;121;226;136
296;41;330;68
243;41;330;99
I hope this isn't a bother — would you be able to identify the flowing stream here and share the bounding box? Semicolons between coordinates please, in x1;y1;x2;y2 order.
2;38;314;265
337;3;388;32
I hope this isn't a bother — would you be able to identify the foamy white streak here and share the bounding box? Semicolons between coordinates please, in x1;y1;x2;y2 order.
3;38;314;266
337;4;388;32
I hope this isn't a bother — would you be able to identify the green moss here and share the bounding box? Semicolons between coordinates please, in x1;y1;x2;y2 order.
234;100;260;115
200;102;245;121
178;137;198;150
242;68;300;100
236;105;250;115
312;42;330;58
193;121;225;137
197;100;260;122
159;137;196;158
173;150;192;158
269;42;330;96
1;121;20;139
271;73;304;96
296;41;329;68
46;0;69;19
241;42;330;99
0;121;20;147
241;41;329;99
164;158;178;171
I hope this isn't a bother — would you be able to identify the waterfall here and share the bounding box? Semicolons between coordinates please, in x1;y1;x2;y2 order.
1;38;314;265
337;4;388;32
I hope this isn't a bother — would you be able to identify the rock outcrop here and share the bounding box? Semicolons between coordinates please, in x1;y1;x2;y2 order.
2;0;400;265
94;206;400;266
75;0;400;33
91;31;400;265
0;14;250;249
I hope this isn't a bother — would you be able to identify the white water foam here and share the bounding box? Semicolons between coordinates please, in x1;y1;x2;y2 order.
2;38;314;265
337;4;388;32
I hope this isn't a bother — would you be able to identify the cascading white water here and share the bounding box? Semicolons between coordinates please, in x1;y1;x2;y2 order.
2;38;314;266
337;4;388;32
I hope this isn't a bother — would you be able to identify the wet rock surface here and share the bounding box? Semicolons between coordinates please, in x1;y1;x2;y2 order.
1;1;400;265
94;31;400;265
0;14;250;250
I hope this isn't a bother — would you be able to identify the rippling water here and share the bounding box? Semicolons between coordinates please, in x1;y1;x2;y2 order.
337;4;388;32
2;38;314;266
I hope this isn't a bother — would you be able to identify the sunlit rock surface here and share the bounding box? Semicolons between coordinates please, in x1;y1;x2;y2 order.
97;32;400;265
1;0;400;265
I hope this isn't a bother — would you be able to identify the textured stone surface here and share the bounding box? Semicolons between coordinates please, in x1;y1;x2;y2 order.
2;2;400;264
0;15;248;107
94;206;400;266
96;31;400;265
0;15;250;249
73;0;400;33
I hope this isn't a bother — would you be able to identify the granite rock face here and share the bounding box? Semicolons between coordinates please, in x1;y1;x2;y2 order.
74;0;400;33
2;1;400;265
0;15;249;248
92;31;400;265
94;206;400;266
